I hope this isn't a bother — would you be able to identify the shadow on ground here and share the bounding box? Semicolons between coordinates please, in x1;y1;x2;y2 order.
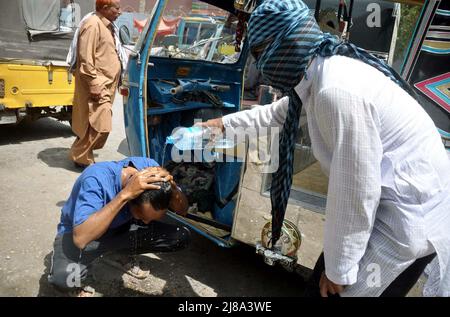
37;251;152;297
117;138;130;156
0;118;73;146
37;147;84;172
37;218;310;297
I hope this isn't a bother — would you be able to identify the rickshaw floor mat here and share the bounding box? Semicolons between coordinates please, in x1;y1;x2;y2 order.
165;161;216;213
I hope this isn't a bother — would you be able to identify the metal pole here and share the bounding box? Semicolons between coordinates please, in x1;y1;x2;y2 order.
314;0;322;22
139;0;146;13
346;0;354;35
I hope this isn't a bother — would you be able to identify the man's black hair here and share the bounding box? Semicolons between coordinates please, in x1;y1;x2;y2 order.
130;181;172;210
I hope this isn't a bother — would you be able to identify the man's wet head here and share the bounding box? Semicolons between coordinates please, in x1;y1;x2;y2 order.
129;181;173;224
96;0;121;22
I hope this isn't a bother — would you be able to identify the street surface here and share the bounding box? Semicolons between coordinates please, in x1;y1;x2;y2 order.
0;95;314;297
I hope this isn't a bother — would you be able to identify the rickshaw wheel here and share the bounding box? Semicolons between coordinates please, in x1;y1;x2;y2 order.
260;219;302;257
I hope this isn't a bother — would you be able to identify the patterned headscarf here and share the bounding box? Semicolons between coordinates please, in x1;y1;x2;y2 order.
248;0;334;89
248;0;416;247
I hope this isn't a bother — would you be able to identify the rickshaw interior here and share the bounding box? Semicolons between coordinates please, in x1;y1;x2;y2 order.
138;1;246;243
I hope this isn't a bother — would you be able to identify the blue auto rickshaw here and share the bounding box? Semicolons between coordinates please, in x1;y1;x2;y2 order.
121;0;449;271
122;0;256;252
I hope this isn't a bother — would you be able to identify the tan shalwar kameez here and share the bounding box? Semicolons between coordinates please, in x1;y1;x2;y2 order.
70;13;121;166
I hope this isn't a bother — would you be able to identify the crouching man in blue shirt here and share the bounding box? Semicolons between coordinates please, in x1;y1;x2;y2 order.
48;157;190;295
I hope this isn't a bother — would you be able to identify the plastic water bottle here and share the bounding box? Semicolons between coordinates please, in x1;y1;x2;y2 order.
166;126;235;151
166;126;205;150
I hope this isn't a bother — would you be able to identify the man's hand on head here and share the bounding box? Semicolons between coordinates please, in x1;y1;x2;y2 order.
145;167;188;216
139;167;186;213
122;169;166;200
143;167;173;184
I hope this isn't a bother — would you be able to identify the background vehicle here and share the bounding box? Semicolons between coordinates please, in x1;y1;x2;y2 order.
0;0;157;125
123;0;449;272
0;0;92;125
399;0;450;146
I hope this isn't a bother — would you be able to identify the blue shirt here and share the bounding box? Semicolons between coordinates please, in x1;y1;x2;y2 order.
57;157;159;236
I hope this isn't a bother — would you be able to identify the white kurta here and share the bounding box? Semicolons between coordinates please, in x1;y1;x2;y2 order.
222;55;450;296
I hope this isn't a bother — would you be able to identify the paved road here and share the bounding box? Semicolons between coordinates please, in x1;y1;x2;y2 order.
0;96;310;297
0;94;426;297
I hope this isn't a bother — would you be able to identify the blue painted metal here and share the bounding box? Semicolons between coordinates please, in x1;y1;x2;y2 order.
124;0;168;157
438;128;450;139
145;56;246;118
214;201;237;227
213;161;242;226
166;212;232;248
123;61;146;156
147;56;246;80
124;0;250;247
147;76;240;115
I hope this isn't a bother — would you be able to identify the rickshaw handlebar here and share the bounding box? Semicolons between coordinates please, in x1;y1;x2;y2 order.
170;80;231;95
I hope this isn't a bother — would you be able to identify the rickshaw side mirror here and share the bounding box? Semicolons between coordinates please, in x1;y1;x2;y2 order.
119;25;132;45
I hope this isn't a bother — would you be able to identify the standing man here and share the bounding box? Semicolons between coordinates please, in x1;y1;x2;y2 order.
200;0;450;296
69;0;123;168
